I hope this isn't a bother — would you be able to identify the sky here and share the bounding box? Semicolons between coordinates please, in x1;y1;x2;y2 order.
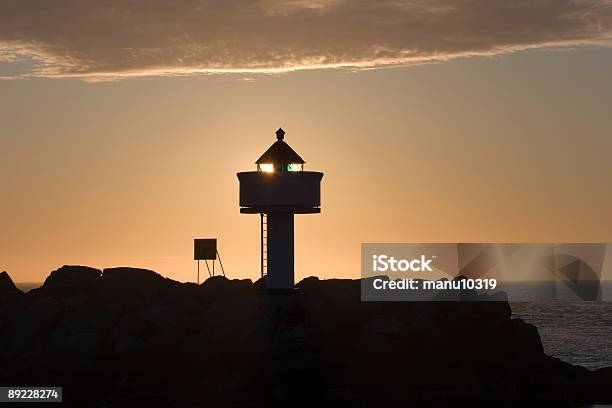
1;1;612;283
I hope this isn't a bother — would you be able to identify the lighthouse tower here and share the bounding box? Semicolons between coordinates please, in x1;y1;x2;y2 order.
237;128;323;289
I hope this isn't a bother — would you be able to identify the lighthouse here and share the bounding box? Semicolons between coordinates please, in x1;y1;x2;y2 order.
237;128;323;289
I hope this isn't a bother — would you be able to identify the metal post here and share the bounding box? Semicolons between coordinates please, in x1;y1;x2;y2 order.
205;260;212;278
197;260;200;284
216;250;226;277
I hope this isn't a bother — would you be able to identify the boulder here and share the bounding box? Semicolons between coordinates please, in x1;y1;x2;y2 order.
64;332;99;357
585;367;612;402
36;265;101;297
253;275;267;290
295;276;320;289
114;335;146;354
2;265;611;406
511;318;544;355
0;272;26;337
102;267;165;285
43;265;101;287
7;318;40;356
0;271;21;294
142;305;176;331
363;315;403;334
6;296;63;356
199;275;253;300
27;296;63;329
0;271;26;318
111;312;148;342
53;303;120;337
100;268;168;306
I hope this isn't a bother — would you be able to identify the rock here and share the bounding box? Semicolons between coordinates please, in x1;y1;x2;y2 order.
27;296;63;329
200;275;246;289
42;265;101;287
53;303;120;337
111;312;148;342
253;275;267;290
0;271;21;294
35;265;101;298
277;325;311;342
422;374;484;403
1;266;610;406
6;297;63;356
511;318;544;355
0;271;26;332
100;268;169;308
199;275;253;301
363;315;402;334
114;335;146;354
142;305;176;331
102;267;165;284
7;318;40;356
587;367;612;403
295;276;319;289
61;294;90;308
65;332;99;357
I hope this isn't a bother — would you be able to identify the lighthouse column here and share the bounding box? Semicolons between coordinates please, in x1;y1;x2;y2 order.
267;212;294;289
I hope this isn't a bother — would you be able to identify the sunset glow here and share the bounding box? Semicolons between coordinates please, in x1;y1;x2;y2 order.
1;1;611;285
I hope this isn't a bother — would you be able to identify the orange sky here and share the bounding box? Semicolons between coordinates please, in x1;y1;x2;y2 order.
2;6;612;283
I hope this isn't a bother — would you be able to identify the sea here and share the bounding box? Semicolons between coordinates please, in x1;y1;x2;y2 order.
504;281;612;371
511;301;612;370
14;282;612;371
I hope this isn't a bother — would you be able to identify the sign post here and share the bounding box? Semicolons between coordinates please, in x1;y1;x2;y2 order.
194;238;217;284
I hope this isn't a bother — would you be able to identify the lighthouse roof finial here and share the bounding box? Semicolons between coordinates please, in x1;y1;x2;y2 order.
276;128;285;141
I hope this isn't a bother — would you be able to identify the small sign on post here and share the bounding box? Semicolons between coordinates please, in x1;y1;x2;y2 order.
194;239;217;261
194;238;224;284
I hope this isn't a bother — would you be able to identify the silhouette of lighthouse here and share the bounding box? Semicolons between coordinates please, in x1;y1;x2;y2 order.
237;128;323;289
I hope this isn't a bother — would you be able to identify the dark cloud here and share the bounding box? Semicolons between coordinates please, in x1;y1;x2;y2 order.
1;0;611;80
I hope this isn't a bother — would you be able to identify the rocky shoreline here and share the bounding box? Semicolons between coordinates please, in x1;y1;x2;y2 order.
1;266;611;406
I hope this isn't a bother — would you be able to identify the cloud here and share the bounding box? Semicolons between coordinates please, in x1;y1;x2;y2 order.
0;0;611;80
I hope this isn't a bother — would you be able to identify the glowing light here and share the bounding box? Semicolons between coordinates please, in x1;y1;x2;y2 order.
288;164;303;171
259;164;274;172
